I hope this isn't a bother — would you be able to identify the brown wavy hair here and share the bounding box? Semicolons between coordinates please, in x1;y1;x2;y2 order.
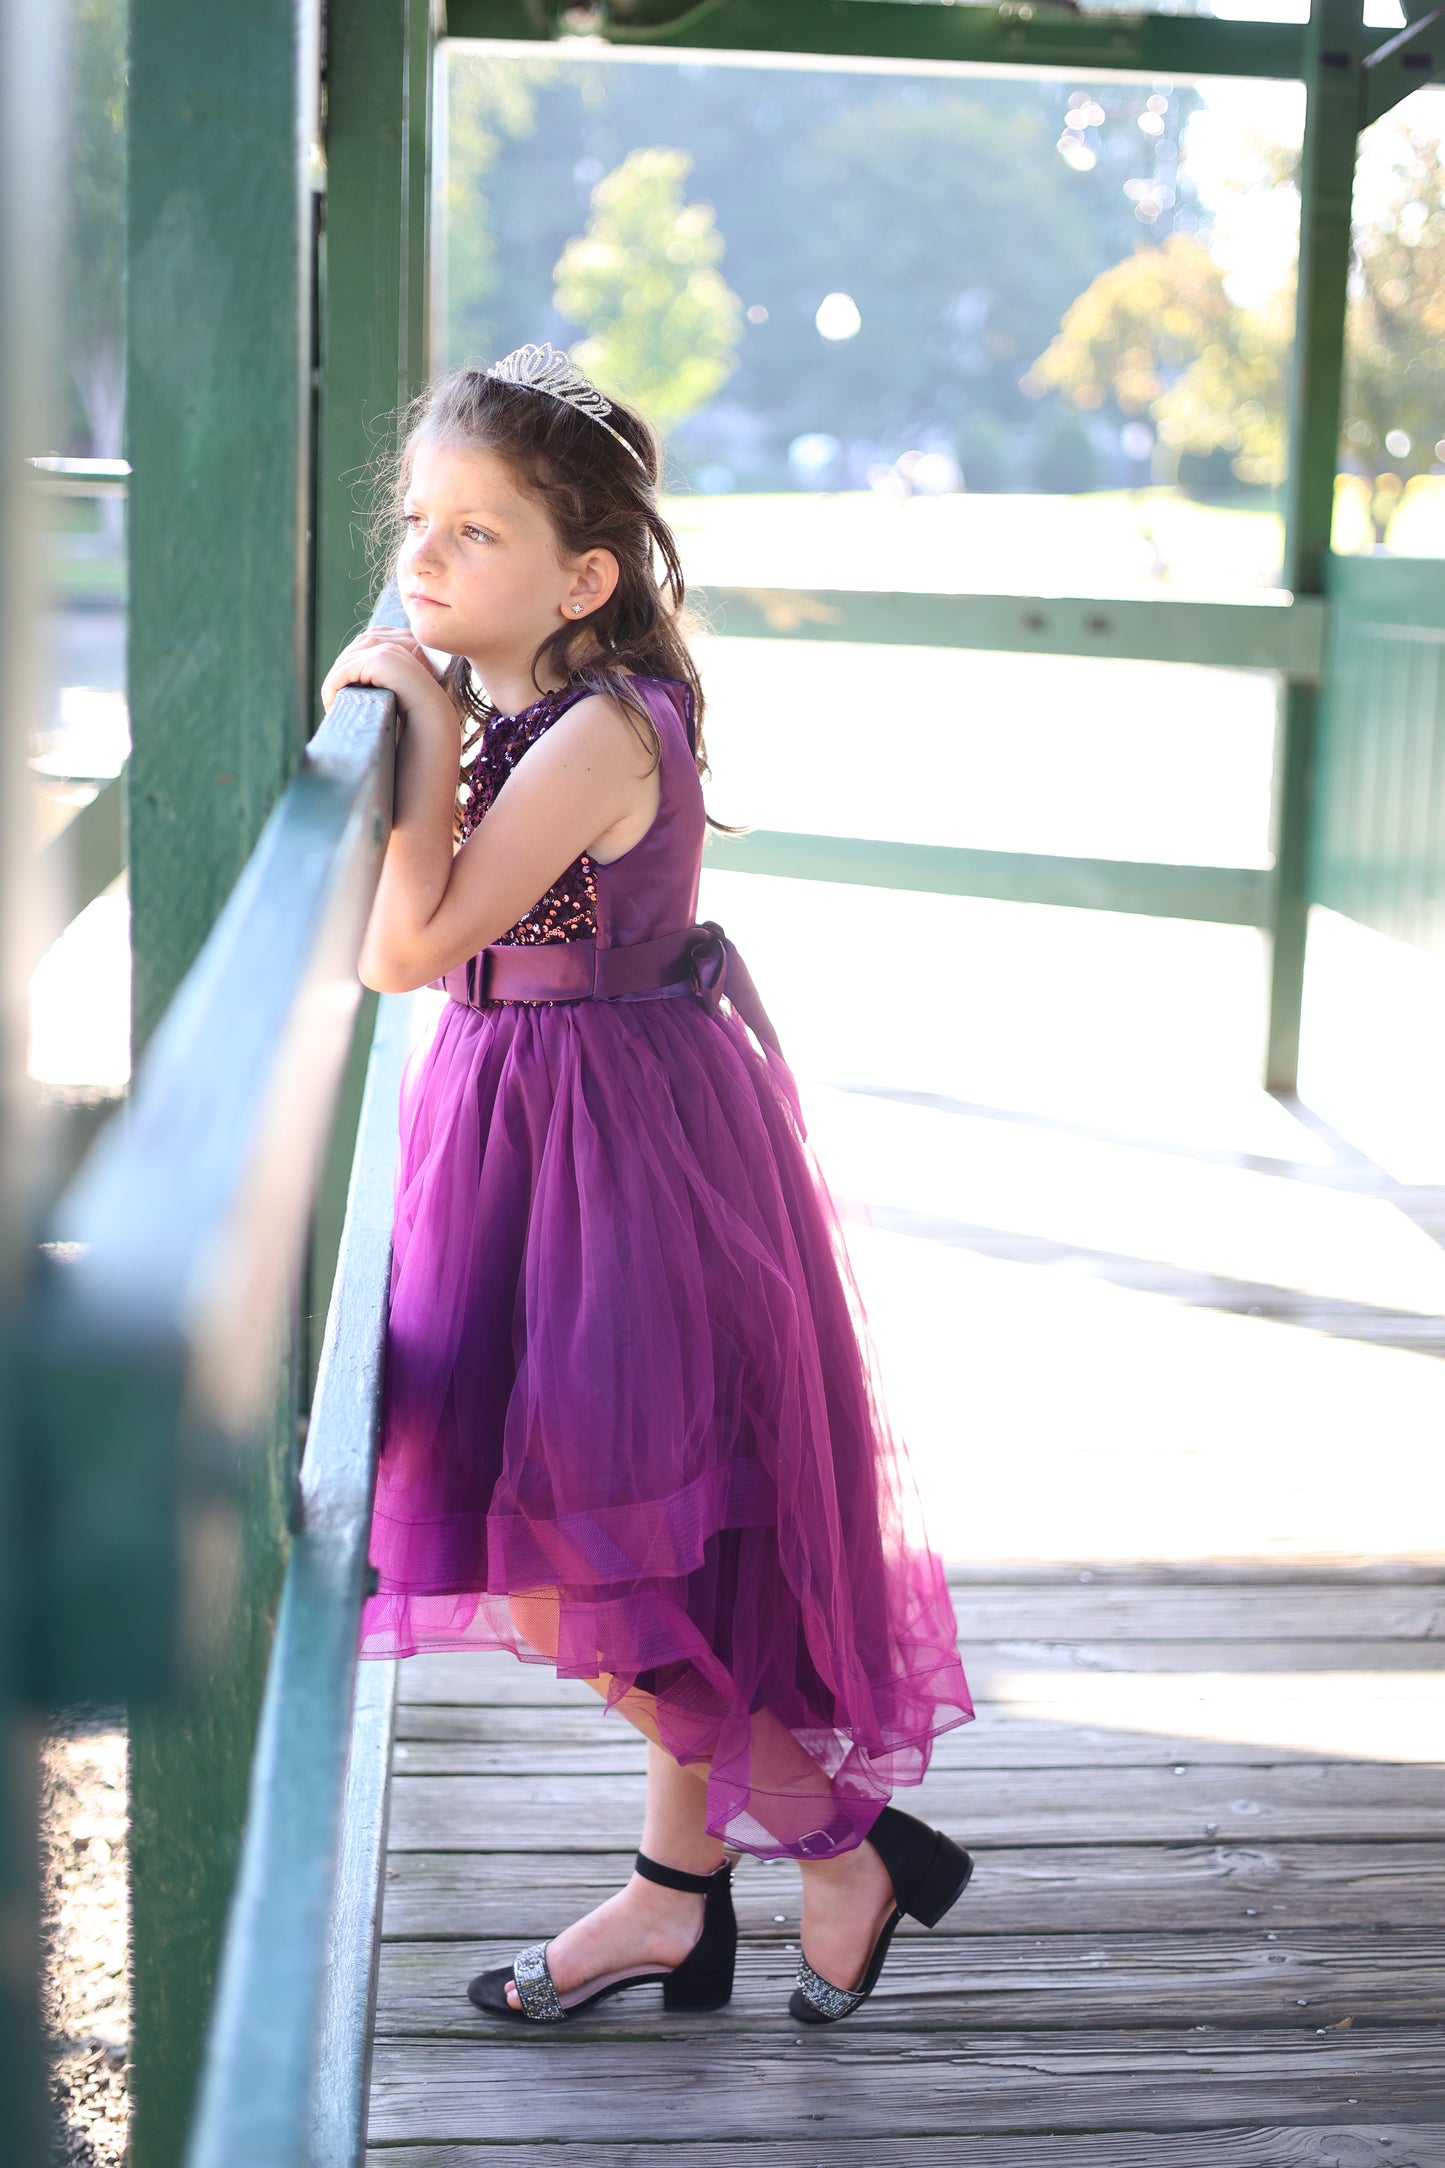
369;359;743;845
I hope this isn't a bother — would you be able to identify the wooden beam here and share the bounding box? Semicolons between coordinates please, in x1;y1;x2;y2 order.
35;772;127;923
702;829;1272;927
1267;0;1362;1094
698;587;1327;681
443;0;1310;84
1361;6;1445;127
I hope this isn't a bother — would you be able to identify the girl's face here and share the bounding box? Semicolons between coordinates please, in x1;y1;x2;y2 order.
397;436;614;673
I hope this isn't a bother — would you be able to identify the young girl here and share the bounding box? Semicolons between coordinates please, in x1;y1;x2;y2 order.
323;343;974;2029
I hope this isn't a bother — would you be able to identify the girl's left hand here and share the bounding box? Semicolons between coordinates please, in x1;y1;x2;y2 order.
320;629;457;726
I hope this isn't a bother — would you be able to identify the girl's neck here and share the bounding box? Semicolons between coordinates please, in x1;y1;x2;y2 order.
468;642;629;719
466;654;570;719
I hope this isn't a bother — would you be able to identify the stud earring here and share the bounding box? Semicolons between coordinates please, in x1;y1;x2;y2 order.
571;603;584;615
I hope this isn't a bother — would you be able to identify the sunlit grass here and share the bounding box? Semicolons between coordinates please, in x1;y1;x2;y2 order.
666;480;1445;597
666;484;1291;597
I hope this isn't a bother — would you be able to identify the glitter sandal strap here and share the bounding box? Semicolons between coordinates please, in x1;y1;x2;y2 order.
510;1940;565;2023
793;1953;866;2020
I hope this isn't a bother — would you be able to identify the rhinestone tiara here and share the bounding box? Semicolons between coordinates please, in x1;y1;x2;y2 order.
483;342;648;468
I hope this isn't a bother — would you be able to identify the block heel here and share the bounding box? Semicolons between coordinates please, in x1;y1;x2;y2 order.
655;1851;737;2010
662;1960;735;2012
903;1827;974;1927
869;1804;974;1927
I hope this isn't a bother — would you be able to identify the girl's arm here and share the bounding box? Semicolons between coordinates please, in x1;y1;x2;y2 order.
320;632;656;994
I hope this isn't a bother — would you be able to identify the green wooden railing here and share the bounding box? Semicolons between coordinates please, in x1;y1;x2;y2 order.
33;622;402;2158
186;994;409;2168
1313;555;1445;954
696;584;1326;932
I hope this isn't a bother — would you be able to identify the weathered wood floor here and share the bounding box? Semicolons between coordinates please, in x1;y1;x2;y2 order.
365;1566;1445;2164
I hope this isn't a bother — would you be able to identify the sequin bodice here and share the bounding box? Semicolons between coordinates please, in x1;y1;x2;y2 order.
459;684;599;944
452;676;706;1014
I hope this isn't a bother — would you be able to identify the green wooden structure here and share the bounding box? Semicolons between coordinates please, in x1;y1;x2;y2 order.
4;0;1444;2162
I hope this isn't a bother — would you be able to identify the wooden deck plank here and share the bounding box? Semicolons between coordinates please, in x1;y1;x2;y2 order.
363;2134;1432;2168
948;1588;1445;1640
379;1841;1445;1938
394;1640;1445;1707
374;1926;1445;2035
939;1560;1445;1585
364;2028;1445;2145
392;1693;1445;1770
374;1589;1445;2148
385;1762;1445;1850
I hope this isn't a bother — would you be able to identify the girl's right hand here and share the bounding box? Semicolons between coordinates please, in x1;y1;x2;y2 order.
320;627;453;720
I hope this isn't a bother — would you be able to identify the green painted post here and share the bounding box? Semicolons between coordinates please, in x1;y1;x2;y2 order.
405;0;435;395
125;3;319;2159
128;2;320;1053
1267;0;1360;1092
315;0;427;678
2;2;66;2156
307;0;434;1395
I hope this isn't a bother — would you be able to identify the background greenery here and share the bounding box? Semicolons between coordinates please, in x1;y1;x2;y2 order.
443;54;1203;496
440;51;1444;540
51;15;1445;572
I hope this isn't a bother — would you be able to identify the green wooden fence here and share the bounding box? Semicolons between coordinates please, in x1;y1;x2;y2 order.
7;2;1445;2164
1313;554;1445;951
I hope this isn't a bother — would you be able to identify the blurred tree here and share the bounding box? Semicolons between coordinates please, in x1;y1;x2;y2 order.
1342;116;1445;532
1023;233;1287;486
553;148;741;433
791;87;1101;448
1033;413;1100;494
443;55;558;363
955;412;1012;493
1028;106;1445;531
443;53;1202;482
65;0;127;461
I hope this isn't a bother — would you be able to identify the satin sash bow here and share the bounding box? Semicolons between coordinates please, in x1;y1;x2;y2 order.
683;921;783;1059
430;919;785;1062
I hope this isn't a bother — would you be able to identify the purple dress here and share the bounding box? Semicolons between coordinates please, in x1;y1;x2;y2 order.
359;673;973;1859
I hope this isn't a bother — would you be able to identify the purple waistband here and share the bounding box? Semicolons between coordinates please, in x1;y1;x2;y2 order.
429;919;784;1060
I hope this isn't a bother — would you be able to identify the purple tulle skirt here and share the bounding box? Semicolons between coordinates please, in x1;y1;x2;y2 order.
359;989;973;1859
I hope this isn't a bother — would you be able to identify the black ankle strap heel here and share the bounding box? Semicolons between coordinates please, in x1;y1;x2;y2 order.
468;1850;738;2024
635;1850;737;2012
